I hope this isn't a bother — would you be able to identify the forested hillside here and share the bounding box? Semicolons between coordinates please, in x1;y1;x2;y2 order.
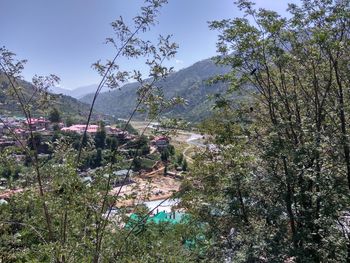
0;74;92;120
80;58;231;121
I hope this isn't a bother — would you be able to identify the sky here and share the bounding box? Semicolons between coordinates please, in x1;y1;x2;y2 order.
1;0;300;90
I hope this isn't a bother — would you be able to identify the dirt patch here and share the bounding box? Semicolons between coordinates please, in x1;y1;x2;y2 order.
112;173;181;207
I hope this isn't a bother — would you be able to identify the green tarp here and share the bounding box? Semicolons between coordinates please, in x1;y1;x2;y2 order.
126;211;187;229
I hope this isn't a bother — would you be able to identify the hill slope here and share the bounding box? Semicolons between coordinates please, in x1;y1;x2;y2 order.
80;58;231;122
0;74;92;121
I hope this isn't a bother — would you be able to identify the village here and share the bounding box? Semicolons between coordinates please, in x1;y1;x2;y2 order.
0;115;196;225
0;115;134;148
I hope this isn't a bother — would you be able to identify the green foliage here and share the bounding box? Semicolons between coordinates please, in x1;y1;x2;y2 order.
27;133;42;151
140;144;150;155
26;133;51;155
183;0;350;261
132;157;142;171
7;0;350;262
181;158;188;171
115;121;138;135
176;153;184;166
106;136;118;150
168;144;175;156
94;122;106;149
160;148;169;163
94;148;102;168
0;0;188;261
48;107;61;123
0;74;91;120
65;116;74;127
126;135;149;150
80;58;231;122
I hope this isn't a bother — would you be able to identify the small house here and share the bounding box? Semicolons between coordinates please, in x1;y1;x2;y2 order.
24;118;50;131
152;135;169;149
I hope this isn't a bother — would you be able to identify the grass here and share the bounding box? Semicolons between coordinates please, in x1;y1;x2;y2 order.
140;158;156;170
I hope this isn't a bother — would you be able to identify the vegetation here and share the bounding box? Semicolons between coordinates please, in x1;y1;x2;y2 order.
94;122;106;149
1;0;350;262
0;1;185;262
0;74;91;122
182;0;350;262
80;58;231;122
48;108;61;123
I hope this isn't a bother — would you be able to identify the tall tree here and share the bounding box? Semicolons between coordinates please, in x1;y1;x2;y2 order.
94;122;106;149
183;0;350;262
48;107;61;123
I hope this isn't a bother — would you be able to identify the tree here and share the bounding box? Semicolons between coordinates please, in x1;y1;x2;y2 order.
94;148;102;168
27;132;42;151
168;144;175;156
140;144;150;155
0;0;182;261
106;136;118;150
65;116;74;127
94;122;106;149
160;148;169;175
132;157;142;171
181;158;188;171
136;135;149;149
160;148;169;163
176;153;184;166
48;107;61;123
183;0;350;262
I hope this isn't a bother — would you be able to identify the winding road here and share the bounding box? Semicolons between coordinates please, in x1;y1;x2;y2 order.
181;133;206;163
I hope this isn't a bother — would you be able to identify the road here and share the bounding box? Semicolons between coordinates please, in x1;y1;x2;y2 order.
185;133;206;147
129;120;206;163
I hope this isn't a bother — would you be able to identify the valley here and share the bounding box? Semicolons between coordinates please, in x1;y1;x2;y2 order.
2;0;349;261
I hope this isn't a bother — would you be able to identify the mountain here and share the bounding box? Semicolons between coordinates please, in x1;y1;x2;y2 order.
0;74;93;122
48;86;71;96
79;58;231;122
49;84;109;99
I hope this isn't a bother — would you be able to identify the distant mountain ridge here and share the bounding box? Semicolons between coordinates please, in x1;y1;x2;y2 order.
50;84;109;99
79;58;231;122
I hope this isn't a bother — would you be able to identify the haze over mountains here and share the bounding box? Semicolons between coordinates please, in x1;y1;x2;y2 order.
49;84;109;99
79;58;231;121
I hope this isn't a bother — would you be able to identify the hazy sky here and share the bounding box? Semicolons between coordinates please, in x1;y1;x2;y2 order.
1;0;299;90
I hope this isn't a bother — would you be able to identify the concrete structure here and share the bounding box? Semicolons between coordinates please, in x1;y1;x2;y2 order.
24;117;50;131
61;124;99;134
102;170;134;187
152;135;169;149
61;125;134;141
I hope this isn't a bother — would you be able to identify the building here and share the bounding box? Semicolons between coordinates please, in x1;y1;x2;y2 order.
0;117;26;136
105;126;135;141
14;128;27;139
151;135;169;149
24;117;50;131
0;138;16;148
0;123;4;136
61;124;99;134
105;125;122;135
103;169;134;186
